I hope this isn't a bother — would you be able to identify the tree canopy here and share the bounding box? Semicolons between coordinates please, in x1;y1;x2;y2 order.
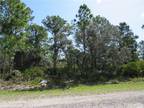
0;1;144;85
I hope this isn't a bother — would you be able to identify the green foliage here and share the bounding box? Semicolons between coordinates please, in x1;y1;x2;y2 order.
42;15;72;75
0;2;142;85
10;70;23;82
27;24;48;49
1;81;144;100
130;77;144;82
23;67;46;81
42;16;65;34
119;22;138;61
122;61;144;78
0;0;33;78
0;0;32;35
139;40;144;60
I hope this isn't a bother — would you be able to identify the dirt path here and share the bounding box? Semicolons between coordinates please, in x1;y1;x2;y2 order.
0;91;144;108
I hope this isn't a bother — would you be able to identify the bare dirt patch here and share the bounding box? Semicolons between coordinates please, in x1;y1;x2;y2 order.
0;91;144;108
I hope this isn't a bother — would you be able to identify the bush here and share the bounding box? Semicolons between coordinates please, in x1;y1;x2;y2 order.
11;70;23;82
23;67;46;81
130;77;144;82
122;60;144;78
4;70;23;82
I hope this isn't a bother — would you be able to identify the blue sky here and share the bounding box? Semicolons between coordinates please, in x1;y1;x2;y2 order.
23;0;144;41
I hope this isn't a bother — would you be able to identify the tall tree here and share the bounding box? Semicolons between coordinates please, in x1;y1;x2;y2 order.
0;0;32;35
0;0;32;79
139;40;144;60
74;4;93;79
42;16;71;76
85;16;129;80
75;4;93;53
140;25;144;60
27;24;48;66
14;24;48;69
118;22;138;61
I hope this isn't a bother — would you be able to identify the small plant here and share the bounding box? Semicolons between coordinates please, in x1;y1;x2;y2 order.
11;70;23;82
23;67;46;81
130;77;144;82
122;60;144;78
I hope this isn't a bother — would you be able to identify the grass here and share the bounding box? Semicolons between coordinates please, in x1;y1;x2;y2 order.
0;81;144;101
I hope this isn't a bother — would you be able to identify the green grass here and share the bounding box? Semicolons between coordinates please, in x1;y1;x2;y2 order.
0;81;144;101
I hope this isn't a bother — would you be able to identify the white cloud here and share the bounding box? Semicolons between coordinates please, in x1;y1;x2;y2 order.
97;0;102;4
141;13;144;18
96;0;113;4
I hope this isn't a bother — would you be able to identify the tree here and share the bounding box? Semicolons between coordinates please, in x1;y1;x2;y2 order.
42;16;71;76
74;13;132;81
75;4;93;53
85;16;129;80
14;24;48;70
74;4;93;79
27;24;48;66
0;0;32;35
118;22;138;61
140;25;144;60
139;40;144;60
0;0;32;79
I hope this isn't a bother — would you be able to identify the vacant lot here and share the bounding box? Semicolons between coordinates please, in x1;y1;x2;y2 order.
1;81;144;108
0;81;144;101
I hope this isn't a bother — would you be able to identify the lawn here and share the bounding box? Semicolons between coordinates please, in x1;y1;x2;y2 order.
0;81;144;101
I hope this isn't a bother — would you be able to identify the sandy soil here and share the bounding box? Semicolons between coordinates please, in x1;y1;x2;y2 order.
0;91;144;108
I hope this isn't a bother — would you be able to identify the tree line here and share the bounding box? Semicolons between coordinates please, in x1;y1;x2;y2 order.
0;0;144;85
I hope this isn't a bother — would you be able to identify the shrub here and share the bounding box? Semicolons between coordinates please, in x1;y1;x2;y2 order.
11;70;23;82
122;60;144;78
4;70;23;82
23;67;46;81
130;77;144;82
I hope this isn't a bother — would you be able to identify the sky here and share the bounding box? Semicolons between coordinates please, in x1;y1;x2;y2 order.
23;0;144;41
